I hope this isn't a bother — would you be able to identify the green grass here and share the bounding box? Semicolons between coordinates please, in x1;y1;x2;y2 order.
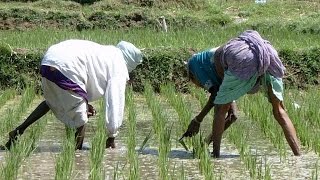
1;27;320;51
55;128;76;180
125;87;140;180
89;100;107;180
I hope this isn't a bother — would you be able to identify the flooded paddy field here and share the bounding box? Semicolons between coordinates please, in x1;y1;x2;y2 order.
0;86;319;180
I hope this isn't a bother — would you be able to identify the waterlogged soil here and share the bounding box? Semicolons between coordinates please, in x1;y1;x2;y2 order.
0;95;319;179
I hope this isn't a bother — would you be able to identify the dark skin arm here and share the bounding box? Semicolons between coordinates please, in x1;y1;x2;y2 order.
196;88;216;122
268;85;301;156
184;46;238;140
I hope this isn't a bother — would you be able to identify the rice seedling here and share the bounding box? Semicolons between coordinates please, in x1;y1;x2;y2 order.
0;87;47;179
54;127;76;180
284;88;320;154
1;27;320;50
180;162;186;180
189;85;276;179
138;129;152;152
144;82;171;180
238;93;288;161
0;89;16;110
125;86;140;180
89;99;107;180
170;85;215;179
113;162;120;180
311;160;319;180
161;83;192;148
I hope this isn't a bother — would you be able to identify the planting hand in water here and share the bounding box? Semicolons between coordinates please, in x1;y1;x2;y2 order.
1;40;142;151
184;30;301;157
183;118;201;137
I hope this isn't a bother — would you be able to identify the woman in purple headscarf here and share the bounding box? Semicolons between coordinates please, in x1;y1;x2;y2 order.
182;30;301;157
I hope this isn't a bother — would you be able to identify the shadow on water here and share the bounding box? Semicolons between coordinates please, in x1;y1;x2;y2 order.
139;147;241;159
0;142;92;154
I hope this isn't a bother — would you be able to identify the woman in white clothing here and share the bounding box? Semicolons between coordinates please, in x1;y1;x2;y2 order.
1;39;143;150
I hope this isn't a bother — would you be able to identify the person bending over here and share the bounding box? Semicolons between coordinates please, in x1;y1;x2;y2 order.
1;39;143;150
182;30;301;157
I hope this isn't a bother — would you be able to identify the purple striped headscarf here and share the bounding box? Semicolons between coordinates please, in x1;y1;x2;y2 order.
221;30;285;80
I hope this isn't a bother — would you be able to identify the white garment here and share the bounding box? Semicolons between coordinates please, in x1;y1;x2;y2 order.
42;78;88;128
41;39;131;137
117;41;143;72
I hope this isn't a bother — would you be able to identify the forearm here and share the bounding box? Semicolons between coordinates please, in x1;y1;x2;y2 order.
105;77;126;138
196;95;215;122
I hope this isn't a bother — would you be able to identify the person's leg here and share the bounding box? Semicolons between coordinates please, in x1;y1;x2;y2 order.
205;101;238;145
75;125;86;150
1;101;50;150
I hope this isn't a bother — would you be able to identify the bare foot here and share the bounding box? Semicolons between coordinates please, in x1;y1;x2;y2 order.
106;137;115;148
4;130;22;150
0;145;6;150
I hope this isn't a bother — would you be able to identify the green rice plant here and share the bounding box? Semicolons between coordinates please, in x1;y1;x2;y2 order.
239;93;288;161
144;81;171;180
193;133;214;180
0;121;47;179
89;99;107;180
186;86;216;179
1;137;34;179
189;85;207;108
138;129;152;152
1;86;35;134
227;121;259;179
161;83;192;147
1;26;320;51
179;162;186;180
125;86;140;180
1;94;48;179
190;84;274;179
55;127;76;180
284;88;320;154
312;160;319;180
1;108;15;136
0;89;16;110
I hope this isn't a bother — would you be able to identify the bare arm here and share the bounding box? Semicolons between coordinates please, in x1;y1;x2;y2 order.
196;93;215;122
268;85;301;156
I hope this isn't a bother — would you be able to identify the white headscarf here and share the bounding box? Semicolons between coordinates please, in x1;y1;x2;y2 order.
116;41;143;72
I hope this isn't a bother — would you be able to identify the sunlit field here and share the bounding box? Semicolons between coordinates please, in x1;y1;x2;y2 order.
0;83;319;179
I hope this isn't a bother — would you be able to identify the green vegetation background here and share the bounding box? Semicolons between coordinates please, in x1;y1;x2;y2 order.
0;0;319;92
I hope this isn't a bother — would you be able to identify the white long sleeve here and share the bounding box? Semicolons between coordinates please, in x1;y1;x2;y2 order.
104;77;127;137
41;39;130;133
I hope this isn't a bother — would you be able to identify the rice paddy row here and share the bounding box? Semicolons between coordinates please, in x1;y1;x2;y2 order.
0;84;319;179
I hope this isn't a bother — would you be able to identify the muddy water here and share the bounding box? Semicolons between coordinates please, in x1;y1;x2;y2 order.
0;95;319;179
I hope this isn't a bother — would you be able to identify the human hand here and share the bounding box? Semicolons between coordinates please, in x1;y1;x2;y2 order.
226;101;238;122
87;104;96;118
106;137;116;148
182;118;201;137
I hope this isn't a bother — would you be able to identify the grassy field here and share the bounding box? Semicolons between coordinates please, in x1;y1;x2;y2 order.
0;0;320;179
1;27;320;51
